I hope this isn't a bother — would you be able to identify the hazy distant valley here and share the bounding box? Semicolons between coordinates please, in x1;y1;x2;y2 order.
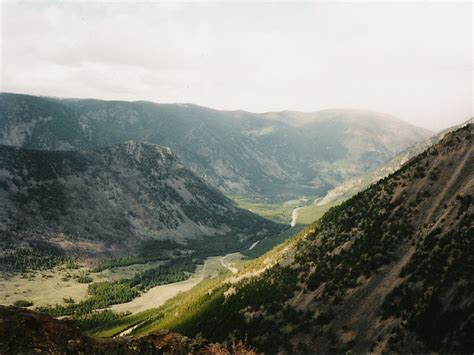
0;93;472;354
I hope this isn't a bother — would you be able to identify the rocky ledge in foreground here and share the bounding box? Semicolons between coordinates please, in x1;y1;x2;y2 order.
0;306;254;354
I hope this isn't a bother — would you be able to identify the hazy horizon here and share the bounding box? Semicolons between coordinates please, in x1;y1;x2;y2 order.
1;1;473;130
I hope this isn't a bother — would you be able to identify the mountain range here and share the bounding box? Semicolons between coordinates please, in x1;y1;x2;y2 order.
0;91;471;353
0;93;431;200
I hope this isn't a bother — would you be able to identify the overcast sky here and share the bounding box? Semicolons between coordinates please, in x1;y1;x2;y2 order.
1;1;472;130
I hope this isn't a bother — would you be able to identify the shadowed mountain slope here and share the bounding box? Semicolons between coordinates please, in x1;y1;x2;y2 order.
0;141;281;265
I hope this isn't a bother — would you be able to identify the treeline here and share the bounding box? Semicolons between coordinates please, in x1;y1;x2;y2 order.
76;309;126;332
94;240;185;272
129;257;196;290
0;241;66;273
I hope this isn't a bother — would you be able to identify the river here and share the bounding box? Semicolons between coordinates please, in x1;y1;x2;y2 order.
290;207;300;227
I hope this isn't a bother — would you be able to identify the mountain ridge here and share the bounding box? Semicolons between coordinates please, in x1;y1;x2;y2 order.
0;92;431;200
314;116;473;207
0;140;281;267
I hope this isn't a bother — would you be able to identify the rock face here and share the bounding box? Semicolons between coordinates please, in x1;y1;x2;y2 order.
0;306;254;354
167;124;473;353
0;93;431;199
0;141;280;261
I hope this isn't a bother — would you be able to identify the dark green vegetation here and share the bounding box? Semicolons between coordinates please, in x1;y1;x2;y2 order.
76;310;125;332
0;93;430;200
93;240;186;272
77;275;93;284
0;140;282;270
108;124;473;353
0;241;66;273
37;281;139;317
128;257;196;290
13;300;33;307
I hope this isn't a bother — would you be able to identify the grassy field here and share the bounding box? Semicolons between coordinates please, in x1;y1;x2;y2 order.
0;252;241;324
0;261;166;308
230;196;298;224
110;255;239;314
231;195;339;226
295;200;342;224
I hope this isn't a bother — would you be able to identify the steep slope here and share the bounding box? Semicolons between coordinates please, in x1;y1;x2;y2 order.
315;117;474;207
0;93;431;199
0;306;253;354
0;141;280;266
140;124;473;352
294;117;473;224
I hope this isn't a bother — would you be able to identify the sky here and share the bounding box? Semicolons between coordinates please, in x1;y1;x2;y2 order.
0;1;472;131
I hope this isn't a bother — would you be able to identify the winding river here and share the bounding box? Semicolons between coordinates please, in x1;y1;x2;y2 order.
290;207;300;227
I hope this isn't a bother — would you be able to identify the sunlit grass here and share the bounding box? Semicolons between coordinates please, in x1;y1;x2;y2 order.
230;196;296;223
296;200;342;224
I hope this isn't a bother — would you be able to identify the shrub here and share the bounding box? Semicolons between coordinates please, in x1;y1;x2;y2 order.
13;300;33;307
77;275;93;284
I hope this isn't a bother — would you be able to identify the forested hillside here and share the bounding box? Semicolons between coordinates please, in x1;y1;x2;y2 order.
130;123;473;353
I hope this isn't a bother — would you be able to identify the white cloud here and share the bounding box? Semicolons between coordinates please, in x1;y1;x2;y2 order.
1;1;472;130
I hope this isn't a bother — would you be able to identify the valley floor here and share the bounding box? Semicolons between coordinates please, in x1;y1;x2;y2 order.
231;194;338;226
0;261;165;308
111;254;242;314
0;253;243;315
